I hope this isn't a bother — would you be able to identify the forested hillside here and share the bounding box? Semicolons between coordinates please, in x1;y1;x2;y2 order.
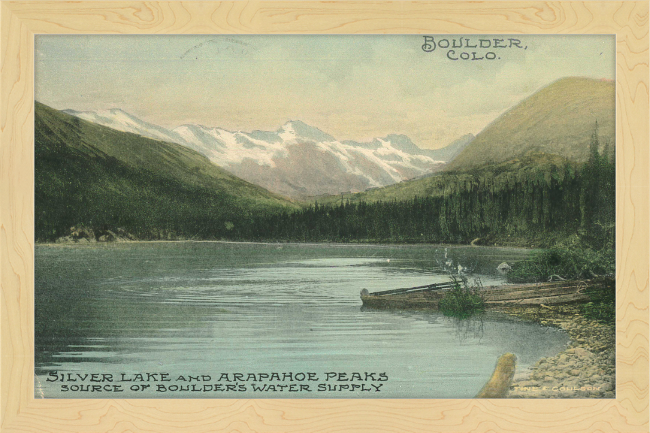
35;102;297;242
244;135;614;249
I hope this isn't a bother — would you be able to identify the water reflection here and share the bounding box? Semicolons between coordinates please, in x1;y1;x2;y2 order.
361;308;485;343
446;315;485;343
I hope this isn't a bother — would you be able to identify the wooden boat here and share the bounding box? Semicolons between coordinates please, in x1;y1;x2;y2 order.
360;278;612;310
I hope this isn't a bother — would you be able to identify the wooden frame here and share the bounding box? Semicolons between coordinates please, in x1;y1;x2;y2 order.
1;2;648;432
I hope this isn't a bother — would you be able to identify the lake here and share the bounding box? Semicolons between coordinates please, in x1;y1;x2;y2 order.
35;242;569;398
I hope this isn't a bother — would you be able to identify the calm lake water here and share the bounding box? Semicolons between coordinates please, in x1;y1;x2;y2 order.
35;242;569;398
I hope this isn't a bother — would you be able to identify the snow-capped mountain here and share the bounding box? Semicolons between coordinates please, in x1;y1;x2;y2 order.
63;108;186;145
63;109;473;198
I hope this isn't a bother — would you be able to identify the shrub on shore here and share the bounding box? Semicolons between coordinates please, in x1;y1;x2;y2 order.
439;278;485;319
581;277;616;324
507;248;614;283
581;301;615;324
507;248;615;325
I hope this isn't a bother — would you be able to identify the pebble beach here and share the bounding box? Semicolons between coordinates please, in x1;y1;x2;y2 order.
496;304;616;398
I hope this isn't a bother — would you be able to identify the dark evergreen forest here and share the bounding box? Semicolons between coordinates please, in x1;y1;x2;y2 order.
36;106;615;252
234;136;615;250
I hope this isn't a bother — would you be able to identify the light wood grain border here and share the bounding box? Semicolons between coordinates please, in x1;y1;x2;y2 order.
1;2;648;432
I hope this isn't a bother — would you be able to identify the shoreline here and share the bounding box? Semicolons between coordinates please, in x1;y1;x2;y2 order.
36;239;535;250
496;303;615;398
360;279;615;399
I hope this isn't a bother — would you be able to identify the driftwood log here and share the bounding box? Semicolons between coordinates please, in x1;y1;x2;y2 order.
476;353;517;398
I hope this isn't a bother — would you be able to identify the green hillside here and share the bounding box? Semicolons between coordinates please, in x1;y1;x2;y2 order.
35;102;297;242
446;77;615;171
309;78;614;207
256;150;614;249
311;153;573;205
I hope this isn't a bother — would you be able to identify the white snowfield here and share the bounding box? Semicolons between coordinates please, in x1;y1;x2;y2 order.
64;109;472;198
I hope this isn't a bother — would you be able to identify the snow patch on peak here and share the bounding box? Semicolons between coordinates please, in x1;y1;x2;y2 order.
63;108;460;198
64;108;185;145
383;134;422;155
278;120;335;143
173;124;286;168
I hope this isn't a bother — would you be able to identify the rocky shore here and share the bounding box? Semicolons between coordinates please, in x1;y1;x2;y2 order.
55;225;137;243
494;304;615;398
359;276;616;399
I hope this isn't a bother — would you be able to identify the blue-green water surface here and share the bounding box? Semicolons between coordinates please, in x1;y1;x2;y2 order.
35;242;568;398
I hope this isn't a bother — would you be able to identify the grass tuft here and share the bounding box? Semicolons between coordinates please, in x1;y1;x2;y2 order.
438;277;485;319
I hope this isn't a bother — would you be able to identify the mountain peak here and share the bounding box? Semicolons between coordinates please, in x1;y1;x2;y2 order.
107;107;130;115
382;134;422;154
446;76;615;171
279;120;335;142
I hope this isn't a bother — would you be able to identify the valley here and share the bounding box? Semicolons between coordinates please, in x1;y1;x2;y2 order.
37;76;615;253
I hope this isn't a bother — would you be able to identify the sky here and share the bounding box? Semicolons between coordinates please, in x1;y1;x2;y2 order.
35;35;614;149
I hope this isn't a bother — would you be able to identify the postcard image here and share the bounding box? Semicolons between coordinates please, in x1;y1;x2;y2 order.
34;34;615;399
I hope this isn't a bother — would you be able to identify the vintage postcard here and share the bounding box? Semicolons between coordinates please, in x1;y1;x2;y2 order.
34;34;616;399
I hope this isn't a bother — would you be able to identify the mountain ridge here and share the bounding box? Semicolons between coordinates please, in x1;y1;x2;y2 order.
446;77;615;171
309;76;614;206
62;108;473;198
